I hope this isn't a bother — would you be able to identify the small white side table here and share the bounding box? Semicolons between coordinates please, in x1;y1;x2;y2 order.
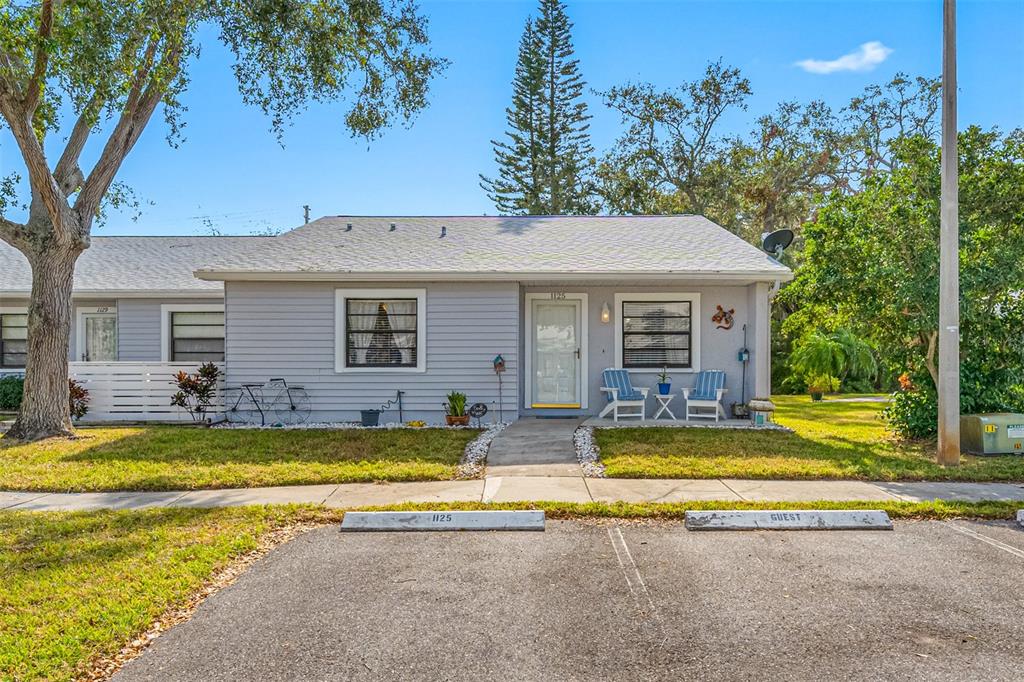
653;393;677;420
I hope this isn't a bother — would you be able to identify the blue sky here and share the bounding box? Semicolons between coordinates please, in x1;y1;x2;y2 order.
2;0;1022;236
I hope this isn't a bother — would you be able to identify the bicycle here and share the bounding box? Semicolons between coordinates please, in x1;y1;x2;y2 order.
223;378;311;426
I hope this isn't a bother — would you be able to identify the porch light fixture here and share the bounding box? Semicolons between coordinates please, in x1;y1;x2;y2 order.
600;302;611;324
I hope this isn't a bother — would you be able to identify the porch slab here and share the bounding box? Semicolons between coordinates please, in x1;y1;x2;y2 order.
482;476;592;503
720;479;900;502
581;416;789;430
586;478;741;503
170;485;338;508
323;480;485;507
874;481;1024;502
7;491;186;511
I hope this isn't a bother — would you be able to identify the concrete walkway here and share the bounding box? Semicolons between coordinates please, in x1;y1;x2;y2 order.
2;479;1023;512
485;417;582;477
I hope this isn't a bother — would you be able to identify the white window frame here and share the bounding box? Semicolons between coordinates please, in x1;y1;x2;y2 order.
613;292;701;374
335;288;427;373
524;292;589;410
0;306;28;370
75;305;118;362
160;303;225;363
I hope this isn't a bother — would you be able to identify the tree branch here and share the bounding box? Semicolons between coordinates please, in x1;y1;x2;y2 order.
22;0;54;115
75;38;179;224
54;93;103;195
0;215;30;251
0;92;67;238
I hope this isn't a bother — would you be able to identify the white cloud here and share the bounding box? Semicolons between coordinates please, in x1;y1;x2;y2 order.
795;41;894;74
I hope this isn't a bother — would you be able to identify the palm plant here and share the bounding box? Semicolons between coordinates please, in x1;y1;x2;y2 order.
790;328;877;392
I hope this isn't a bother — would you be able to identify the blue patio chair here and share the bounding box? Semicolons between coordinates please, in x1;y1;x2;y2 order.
682;370;728;422
598;368;649;422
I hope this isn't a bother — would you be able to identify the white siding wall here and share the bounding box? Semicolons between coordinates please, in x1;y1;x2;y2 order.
117;298;219;361
224;281;520;423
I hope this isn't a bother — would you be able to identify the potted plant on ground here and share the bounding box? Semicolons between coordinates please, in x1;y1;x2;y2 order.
443;391;469;426
806;375;839;402
656;368;672;395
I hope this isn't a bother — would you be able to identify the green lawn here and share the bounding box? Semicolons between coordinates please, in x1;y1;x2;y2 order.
0;426;478;492
3;499;1019;681
597;395;1024;481
0;506;300;682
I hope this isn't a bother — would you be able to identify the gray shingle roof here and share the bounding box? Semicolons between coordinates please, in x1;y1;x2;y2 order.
0;236;271;295
196;215;792;281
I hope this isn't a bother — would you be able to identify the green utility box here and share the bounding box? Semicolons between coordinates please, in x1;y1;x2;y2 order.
960;414;1024;456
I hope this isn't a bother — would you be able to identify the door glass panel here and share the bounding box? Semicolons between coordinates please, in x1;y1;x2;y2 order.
85;314;117;361
533;301;578;405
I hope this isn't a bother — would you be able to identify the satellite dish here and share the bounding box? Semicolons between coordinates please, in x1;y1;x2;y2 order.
761;229;794;258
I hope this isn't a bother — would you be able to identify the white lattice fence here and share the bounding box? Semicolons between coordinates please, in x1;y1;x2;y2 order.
69;362;224;423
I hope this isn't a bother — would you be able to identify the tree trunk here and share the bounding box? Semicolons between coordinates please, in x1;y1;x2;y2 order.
6;243;81;441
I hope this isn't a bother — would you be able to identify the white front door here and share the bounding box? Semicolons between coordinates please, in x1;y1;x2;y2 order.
82;313;117;361
530;298;582;408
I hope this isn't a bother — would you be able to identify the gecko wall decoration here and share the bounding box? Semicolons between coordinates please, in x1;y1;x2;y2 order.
712;305;735;330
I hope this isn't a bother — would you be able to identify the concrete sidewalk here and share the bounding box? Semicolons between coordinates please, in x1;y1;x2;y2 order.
2;478;1024;511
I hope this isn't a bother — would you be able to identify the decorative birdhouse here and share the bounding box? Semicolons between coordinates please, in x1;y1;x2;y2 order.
493;354;506;374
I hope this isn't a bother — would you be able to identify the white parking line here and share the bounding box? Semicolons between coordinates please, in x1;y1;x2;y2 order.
944;521;1024;560
608;527;657;616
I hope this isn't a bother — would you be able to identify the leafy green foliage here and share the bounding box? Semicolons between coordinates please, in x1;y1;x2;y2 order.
786;127;1024;436
481;0;594;214
0;376;24;410
596;60;750;225
444;390;467;417
789;328;876;391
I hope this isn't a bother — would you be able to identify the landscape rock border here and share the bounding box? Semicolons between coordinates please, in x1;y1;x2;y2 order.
457;422;508;478
574;425;605;477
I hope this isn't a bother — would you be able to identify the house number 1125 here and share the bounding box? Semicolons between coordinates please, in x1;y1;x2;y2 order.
549;292;566;300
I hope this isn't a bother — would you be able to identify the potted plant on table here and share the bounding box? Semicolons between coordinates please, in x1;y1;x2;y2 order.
656;368;672;396
443;390;469;426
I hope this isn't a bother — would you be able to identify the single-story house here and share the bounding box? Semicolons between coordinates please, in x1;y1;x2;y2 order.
1;216;792;423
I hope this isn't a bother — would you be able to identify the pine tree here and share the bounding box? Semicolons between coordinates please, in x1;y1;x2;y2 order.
480;19;546;214
481;0;595;214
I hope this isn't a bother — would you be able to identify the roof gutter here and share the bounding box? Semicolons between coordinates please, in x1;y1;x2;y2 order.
194;269;794;284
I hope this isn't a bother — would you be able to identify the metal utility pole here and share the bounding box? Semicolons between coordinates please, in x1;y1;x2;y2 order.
303;205;311;224
937;0;960;466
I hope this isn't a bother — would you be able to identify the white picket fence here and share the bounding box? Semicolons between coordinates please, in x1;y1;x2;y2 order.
69;362;224;423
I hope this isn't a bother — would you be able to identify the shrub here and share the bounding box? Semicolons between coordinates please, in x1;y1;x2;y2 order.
882;385;937;440
69;379;90;421
0;376;24;411
170;362;222;422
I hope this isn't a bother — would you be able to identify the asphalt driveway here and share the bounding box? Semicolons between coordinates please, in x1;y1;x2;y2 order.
113;519;1024;681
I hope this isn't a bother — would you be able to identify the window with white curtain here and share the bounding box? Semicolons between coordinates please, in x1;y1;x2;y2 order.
345;299;418;367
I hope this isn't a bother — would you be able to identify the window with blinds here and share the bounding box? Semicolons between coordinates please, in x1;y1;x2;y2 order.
170;311;225;362
621;301;691;368
0;312;27;368
345;299;418;368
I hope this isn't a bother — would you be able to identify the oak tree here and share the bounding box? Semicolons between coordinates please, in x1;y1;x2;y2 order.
0;0;445;440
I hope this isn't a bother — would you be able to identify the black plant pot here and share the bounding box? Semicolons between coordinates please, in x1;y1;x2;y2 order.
360;409;381;427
